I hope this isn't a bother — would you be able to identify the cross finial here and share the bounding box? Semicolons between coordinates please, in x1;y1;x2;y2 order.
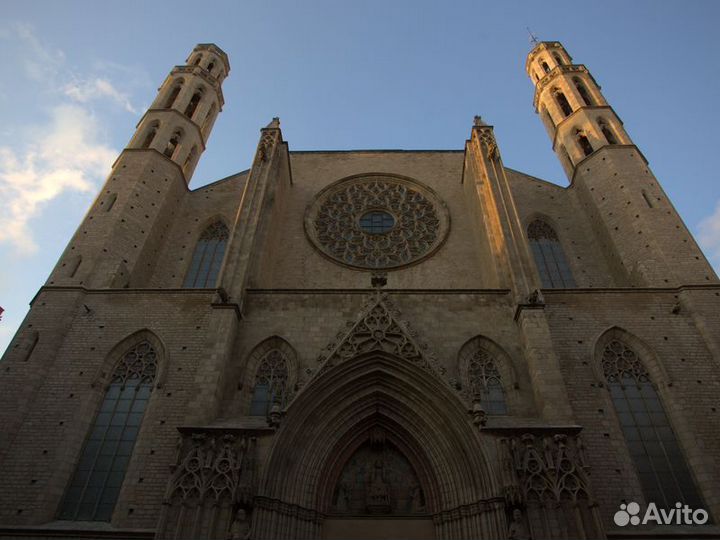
527;27;539;46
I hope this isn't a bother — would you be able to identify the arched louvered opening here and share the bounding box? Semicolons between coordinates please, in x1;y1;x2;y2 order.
140;122;159;149
527;219;576;288
574;77;594;106
184;90;203;119
554;90;573;116
163;83;182;109
183;221;229;288
577;132;594;156
164;130;182;159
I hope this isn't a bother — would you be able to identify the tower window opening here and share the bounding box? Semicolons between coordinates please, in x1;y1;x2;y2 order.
193;55;201;66
554;90;573;117
183;146;198;175
598;119;618;144
540;105;555;129
206;61;214;73
574;78;594;106
577;132;594;156
541;61;551;73
69;256;82;278
534;72;540;82
164;131;182;159
163;83;182;109
140;123;159;149
105;193;117;212
553;53;563;66
642;189;654;208
203;103;217;134
184;90;202;119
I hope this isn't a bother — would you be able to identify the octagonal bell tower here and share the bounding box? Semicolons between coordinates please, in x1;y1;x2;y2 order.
47;44;230;290
527;41;716;286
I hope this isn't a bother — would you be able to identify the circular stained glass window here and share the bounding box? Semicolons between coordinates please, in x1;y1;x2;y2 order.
359;210;395;234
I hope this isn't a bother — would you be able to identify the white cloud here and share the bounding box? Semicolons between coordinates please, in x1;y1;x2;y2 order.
63;77;138;114
0;104;116;254
13;22;65;83
698;200;720;273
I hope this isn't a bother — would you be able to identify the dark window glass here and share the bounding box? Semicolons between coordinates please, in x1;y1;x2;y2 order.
183;221;229;288
602;340;704;510
527;220;576;288
249;350;289;416
59;341;157;521
467;348;507;415
359;211;395;234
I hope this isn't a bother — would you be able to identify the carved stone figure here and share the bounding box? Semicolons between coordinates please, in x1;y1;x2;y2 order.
228;508;251;540
507;508;530;540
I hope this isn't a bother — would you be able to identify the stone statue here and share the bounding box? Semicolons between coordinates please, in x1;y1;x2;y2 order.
507;508;530;540
527;289;545;305
228;508;251;540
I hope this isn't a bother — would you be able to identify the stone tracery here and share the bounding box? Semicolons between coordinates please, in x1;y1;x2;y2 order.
305;174;449;269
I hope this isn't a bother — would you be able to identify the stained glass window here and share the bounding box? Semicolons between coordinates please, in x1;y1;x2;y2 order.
602;339;703;509
527;220;576;288
359;211;395;234
249;349;289;416
183;221;229;288
59;341;157;521
467;348;507;415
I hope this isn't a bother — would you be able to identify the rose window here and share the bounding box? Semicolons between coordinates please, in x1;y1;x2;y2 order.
305;174;450;269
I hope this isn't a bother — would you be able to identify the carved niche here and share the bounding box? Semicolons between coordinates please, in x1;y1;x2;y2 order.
304;174;450;269
330;428;427;516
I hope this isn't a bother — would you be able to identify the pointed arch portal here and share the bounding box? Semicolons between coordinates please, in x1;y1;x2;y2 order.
253;351;507;540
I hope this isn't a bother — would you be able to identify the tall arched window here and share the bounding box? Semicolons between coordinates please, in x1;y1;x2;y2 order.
541;61;551;73
183;221;229;288
527;220;576;288
467;347;507;414
249;349;289;416
206;61;215;74
59;341;157;521
574;77;594;106
553;53;563;66
602;339;703;509
163;83;182;109
559;144;574;170
554;90;573;116
577;132;594;156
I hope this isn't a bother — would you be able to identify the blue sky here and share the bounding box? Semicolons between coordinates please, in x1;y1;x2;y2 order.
1;0;720;353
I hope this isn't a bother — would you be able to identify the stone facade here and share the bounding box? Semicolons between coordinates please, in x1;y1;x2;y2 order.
0;41;719;540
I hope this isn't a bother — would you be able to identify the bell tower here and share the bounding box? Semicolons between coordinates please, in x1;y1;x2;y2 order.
47;44;229;289
527;41;716;286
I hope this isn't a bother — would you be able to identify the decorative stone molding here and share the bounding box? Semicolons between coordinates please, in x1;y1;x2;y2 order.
156;428;257;539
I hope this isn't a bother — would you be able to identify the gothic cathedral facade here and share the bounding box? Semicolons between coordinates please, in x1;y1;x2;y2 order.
0;41;719;540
